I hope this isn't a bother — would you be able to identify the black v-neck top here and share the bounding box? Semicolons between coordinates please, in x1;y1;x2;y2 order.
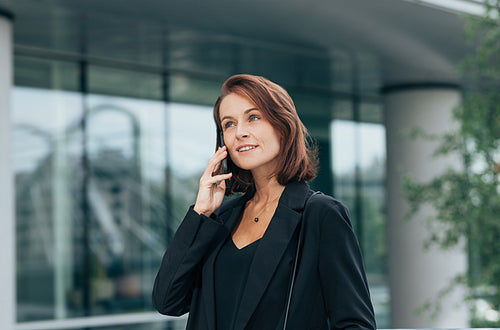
214;235;261;330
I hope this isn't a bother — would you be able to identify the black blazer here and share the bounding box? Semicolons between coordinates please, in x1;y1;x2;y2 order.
152;181;376;330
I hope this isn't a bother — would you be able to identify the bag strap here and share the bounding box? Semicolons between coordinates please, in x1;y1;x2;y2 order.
283;191;320;330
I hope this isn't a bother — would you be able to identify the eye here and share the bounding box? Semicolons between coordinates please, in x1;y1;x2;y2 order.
249;115;260;122
223;121;235;129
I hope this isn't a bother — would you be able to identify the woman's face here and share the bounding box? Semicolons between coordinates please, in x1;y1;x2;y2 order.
219;93;281;176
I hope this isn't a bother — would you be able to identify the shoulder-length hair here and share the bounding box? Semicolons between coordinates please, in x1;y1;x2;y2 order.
213;74;318;195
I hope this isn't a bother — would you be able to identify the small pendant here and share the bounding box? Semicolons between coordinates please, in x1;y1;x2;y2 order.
254;217;259;222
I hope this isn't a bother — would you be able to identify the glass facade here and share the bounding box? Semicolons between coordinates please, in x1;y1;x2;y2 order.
331;101;387;322
12;12;387;329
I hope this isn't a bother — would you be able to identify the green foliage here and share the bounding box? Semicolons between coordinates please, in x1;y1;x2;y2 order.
403;1;500;324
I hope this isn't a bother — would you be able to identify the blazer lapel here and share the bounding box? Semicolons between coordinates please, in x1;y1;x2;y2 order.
201;193;251;329
233;181;311;330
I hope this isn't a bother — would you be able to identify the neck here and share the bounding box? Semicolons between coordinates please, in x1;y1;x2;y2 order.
252;175;285;204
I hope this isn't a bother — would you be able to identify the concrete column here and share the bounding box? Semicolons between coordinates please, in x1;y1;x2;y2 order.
384;86;468;327
0;7;15;330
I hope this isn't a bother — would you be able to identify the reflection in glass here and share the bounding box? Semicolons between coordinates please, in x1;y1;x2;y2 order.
331;119;357;210
14;56;79;92
167;103;216;230
84;95;167;316
358;121;388;326
86;13;163;66
167;30;235;76
13;87;83;321
330;117;388;327
88;66;163;101
13;88;172;320
169;74;222;106
239;45;297;86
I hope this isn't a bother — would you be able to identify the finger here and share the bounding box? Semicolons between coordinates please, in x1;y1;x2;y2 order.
218;178;226;190
217;174;232;190
199;171;232;187
208;173;232;185
212;161;221;175
204;148;228;175
211;146;228;164
204;147;225;171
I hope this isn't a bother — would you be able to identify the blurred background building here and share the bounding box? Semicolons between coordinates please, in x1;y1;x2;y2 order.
0;0;484;329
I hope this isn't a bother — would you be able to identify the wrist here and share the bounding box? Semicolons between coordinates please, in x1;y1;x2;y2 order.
193;205;211;217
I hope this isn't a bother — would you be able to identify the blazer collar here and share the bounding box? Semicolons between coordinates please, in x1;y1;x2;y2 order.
274;180;311;211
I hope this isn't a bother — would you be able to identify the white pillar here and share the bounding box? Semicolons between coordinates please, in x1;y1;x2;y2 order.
385;87;469;328
0;7;15;330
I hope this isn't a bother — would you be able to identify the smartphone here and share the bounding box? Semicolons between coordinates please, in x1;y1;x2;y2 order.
218;129;228;174
218;129;231;190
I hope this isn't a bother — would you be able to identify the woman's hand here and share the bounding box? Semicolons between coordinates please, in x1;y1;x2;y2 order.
193;146;232;217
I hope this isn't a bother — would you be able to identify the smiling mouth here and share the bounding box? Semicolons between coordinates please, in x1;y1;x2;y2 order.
238;146;257;152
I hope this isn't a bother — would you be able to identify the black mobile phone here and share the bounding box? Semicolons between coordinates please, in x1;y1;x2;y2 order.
218;129;231;190
218;129;228;175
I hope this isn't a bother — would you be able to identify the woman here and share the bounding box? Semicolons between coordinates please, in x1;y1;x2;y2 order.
152;74;376;330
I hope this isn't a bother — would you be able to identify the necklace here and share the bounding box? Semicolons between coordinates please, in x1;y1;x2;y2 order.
252;194;281;222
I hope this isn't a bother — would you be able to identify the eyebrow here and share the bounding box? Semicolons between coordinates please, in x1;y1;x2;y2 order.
220;107;259;122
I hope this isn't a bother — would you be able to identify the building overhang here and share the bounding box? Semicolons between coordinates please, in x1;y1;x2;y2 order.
3;0;471;88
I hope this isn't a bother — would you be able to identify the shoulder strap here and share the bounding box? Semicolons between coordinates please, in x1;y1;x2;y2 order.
283;191;320;330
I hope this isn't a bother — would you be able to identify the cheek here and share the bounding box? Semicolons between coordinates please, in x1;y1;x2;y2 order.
224;134;236;156
221;130;233;145
227;149;237;160
271;132;282;151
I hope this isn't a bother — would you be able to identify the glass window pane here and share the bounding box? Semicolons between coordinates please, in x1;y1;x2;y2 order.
169;74;221;106
238;45;297;86
167;102;216;227
331;99;355;223
357;54;382;95
330;119;357;222
88;66;163;100
14;56;79;92
84;95;167;316
292;90;333;194
331;50;353;93
13;87;83;321
330;100;388;327
168;29;236;76
358;121;386;273
86;14;163;66
360;101;384;124
297;55;333;91
359;102;388;327
358;121;388;327
13;3;80;53
332;99;353;121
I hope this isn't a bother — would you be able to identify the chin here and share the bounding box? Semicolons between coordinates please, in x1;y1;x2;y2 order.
233;161;258;171
233;163;254;171
233;156;278;173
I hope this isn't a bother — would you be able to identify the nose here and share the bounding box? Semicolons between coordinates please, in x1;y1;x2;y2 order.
235;122;250;139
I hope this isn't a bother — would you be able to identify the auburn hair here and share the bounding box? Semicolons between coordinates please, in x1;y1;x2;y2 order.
213;74;318;195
